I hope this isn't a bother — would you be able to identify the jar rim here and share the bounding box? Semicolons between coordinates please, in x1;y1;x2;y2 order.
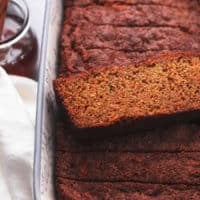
0;0;30;49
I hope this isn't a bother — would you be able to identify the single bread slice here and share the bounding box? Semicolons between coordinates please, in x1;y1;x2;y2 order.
54;52;200;129
56;151;200;184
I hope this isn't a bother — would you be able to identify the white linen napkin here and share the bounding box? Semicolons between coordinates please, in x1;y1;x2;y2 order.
0;67;37;200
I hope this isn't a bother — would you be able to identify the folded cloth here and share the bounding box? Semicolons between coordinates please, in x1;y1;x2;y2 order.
0;67;37;200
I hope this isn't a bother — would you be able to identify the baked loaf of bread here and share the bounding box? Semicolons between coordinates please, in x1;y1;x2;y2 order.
55;0;200;199
55;0;200;129
54;53;200;128
56;122;200;199
60;0;200;75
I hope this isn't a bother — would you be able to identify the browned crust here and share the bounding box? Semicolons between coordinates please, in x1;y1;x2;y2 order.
55;51;200;81
56;177;200;200
55;121;200;199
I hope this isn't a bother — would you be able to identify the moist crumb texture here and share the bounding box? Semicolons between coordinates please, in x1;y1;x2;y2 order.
55;0;200;199
54;54;200;128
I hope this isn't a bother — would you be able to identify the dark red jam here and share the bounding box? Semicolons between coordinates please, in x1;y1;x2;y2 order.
0;14;38;80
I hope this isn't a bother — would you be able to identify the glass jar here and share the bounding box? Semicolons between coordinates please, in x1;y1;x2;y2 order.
0;0;38;80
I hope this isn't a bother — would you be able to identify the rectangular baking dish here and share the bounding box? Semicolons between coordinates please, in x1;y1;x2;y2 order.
33;0;63;199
